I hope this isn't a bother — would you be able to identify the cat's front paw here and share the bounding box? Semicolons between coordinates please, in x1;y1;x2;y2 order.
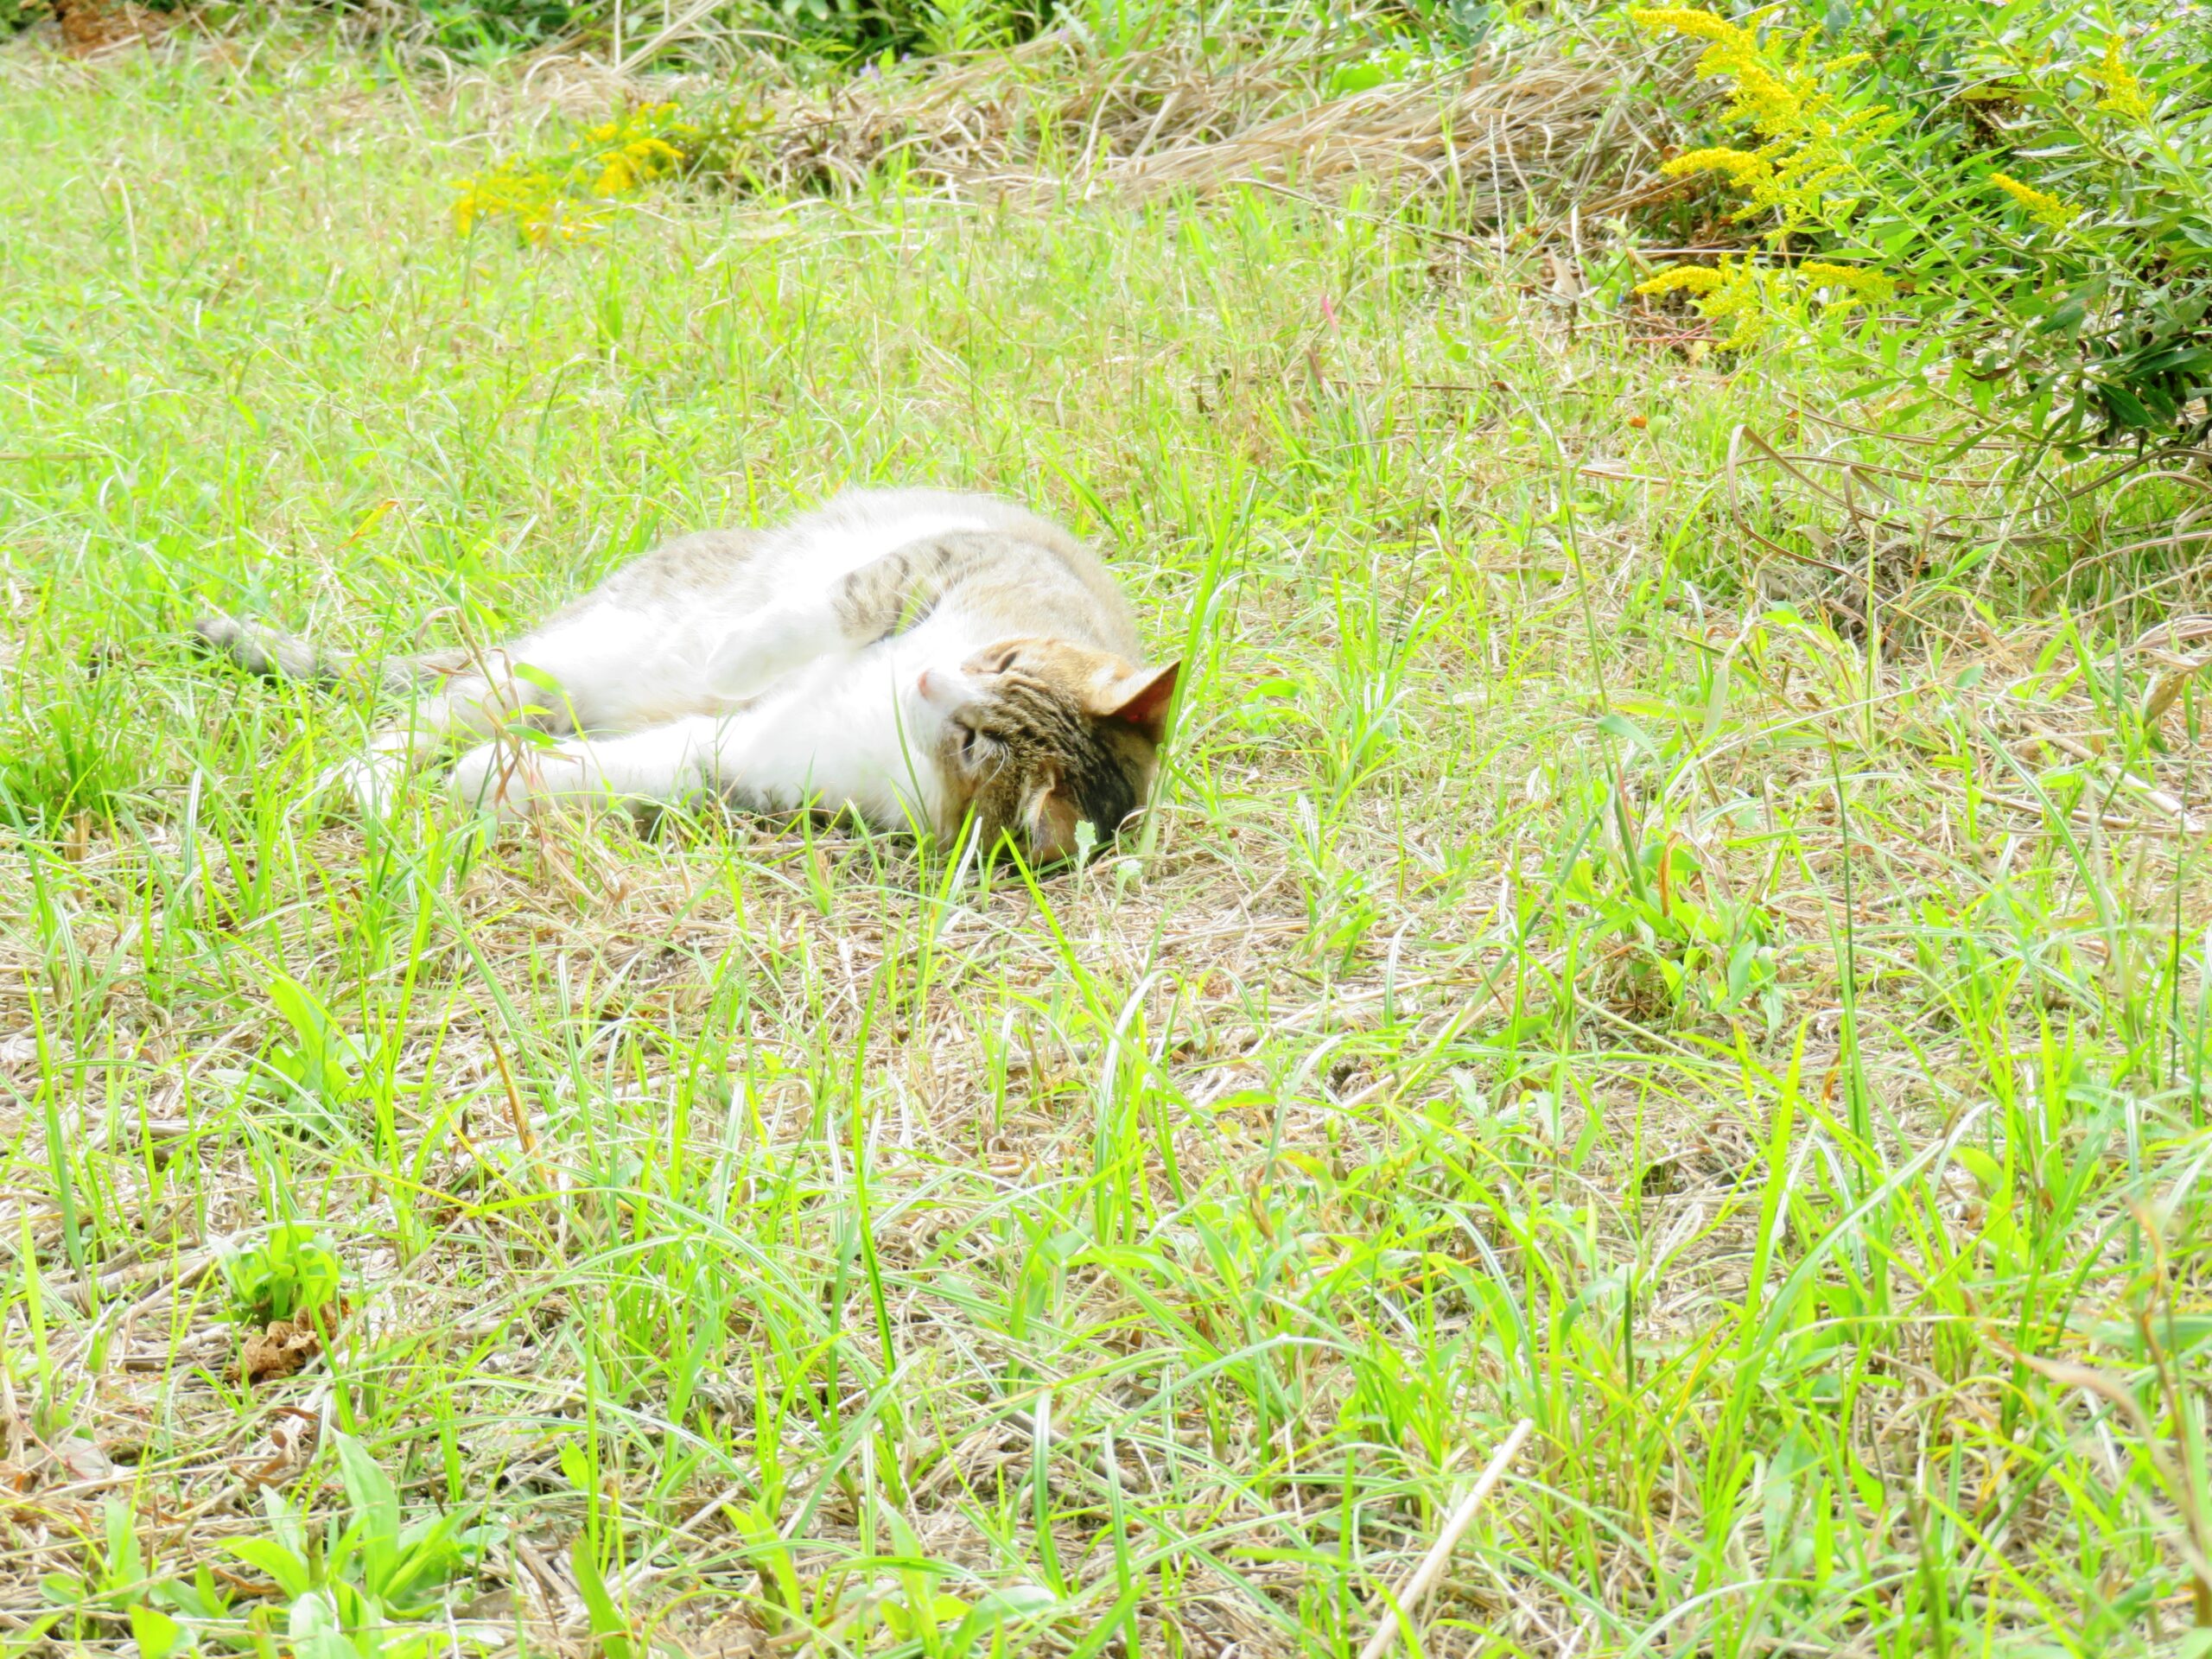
706;611;817;702
449;741;604;819
448;743;539;819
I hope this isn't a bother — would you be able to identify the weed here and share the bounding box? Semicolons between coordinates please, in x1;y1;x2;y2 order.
454;101;764;245
1633;3;2212;446
43;1436;488;1658
218;1224;345;1326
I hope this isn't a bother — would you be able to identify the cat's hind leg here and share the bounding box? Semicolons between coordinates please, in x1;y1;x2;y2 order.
335;666;537;814
191;613;534;813
450;661;942;836
344;606;696;812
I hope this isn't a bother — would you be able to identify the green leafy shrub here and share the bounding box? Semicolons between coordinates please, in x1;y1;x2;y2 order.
1560;769;1785;1033
223;1436;486;1659
0;643;147;832
1633;3;2212;448
404;0;1050;61
1;0;1048;55
778;0;1048;57
411;0;588;54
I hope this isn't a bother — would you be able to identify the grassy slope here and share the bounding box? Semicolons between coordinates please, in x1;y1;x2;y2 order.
1;38;2207;1659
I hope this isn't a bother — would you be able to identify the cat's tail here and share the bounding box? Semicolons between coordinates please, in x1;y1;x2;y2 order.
191;614;463;693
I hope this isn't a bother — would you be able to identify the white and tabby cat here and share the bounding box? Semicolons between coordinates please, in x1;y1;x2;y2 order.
195;489;1179;861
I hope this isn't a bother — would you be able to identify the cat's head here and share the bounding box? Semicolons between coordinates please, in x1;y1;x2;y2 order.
919;637;1179;863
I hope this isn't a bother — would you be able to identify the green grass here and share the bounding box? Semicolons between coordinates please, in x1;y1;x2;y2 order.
3;34;2211;1659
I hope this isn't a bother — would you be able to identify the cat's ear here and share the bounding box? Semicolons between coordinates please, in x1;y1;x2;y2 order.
1093;661;1180;745
1021;768;1084;864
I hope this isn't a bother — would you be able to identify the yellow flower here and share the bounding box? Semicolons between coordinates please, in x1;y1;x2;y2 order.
455;99;701;240
1624;9;1909;343
1629;6;1787;51
1662;145;1776;191
1800;261;1895;302
1635;264;1728;297
1798;260;1896;315
1990;171;2076;229
1638;257;1891;344
624;137;683;177
2094;40;2152;121
1632;10;1807;123
1646;263;1747;342
594;155;635;197
1690;268;1770;348
1637;258;1767;346
1631;8;1885;231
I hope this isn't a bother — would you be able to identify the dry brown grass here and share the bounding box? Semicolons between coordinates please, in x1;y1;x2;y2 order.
713;27;1680;209
401;19;1687;220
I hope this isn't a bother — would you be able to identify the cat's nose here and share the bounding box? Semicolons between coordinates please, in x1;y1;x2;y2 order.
918;666;969;709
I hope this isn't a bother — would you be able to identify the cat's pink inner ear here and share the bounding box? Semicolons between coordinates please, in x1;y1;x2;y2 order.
1103;661;1180;744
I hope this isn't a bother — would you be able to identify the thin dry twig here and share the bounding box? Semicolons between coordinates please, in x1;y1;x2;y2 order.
1359;1418;1535;1659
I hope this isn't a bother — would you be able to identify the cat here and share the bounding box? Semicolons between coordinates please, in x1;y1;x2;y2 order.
194;488;1179;863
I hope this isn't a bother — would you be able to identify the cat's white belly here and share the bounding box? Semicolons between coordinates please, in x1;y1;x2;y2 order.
450;497;1069;828
718;664;930;823
448;642;950;829
511;603;735;728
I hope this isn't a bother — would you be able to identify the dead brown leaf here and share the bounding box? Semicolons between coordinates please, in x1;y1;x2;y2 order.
48;1434;115;1484
241;1319;321;1384
236;1404;320;1484
51;0;166;55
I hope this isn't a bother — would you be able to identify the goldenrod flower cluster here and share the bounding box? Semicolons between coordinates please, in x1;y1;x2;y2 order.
1797;261;1897;305
453;102;703;245
583;105;698;197
1631;258;1768;347
1631;7;1882;233
2092;40;2152;121
1633;253;1893;353
1628;9;1898;343
1988;172;2077;230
